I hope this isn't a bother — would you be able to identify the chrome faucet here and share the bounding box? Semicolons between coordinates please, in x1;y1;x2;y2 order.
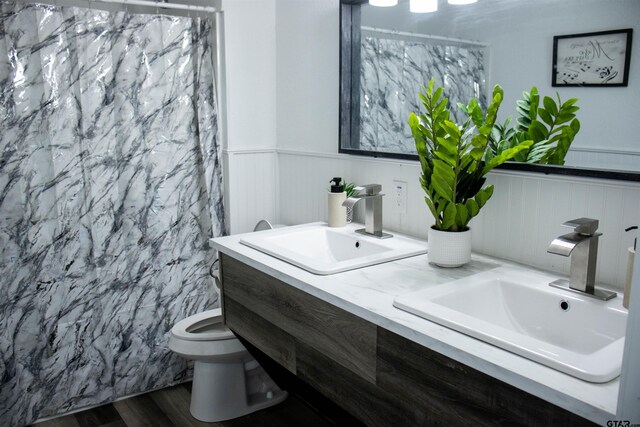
547;218;616;301
342;184;392;239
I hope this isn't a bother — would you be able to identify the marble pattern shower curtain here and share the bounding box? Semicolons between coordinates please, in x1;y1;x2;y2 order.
0;2;224;425
360;33;487;154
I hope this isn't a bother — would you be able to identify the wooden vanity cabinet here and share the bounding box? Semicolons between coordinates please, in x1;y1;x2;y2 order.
219;254;594;427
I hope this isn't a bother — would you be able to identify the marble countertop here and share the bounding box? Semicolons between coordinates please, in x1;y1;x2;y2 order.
211;223;620;425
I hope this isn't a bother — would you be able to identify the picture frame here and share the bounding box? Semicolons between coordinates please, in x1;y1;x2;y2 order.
552;29;633;87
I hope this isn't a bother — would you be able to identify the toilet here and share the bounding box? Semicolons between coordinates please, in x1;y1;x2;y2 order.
170;261;290;425
169;308;287;422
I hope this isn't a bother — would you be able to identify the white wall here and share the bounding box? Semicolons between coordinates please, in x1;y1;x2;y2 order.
222;0;278;233
223;0;277;152
220;0;340;234
275;0;340;153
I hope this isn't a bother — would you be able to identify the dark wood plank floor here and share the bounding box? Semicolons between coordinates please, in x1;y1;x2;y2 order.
31;382;334;427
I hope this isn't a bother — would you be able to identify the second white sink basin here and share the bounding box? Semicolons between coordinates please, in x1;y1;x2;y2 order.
394;266;627;382
240;222;427;275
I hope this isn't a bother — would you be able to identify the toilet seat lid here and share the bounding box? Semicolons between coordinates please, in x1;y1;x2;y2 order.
171;308;236;341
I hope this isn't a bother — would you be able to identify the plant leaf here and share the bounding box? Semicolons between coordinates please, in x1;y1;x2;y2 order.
538;108;554;127
542;96;558;116
475;186;494;208
529;120;548;141
455;202;469;227
431;159;455;202
424;196;438;221
561;98;578;108
441;202;456;230
465;199;479;217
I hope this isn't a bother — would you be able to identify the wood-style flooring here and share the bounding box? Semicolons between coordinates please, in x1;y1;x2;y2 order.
31;382;334;427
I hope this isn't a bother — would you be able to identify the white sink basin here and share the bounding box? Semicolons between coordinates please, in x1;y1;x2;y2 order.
240;222;427;275
393;266;627;382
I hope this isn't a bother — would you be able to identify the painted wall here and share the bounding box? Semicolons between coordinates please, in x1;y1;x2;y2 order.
223;0;276;152
218;0;340;234
275;0;340;154
222;0;278;233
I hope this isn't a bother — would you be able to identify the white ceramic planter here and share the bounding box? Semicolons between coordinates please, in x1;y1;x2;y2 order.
428;227;472;267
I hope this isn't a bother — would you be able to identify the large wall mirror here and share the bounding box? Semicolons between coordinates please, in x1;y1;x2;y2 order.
339;0;640;181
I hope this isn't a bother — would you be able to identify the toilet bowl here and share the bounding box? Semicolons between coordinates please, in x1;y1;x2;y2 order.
169;308;287;422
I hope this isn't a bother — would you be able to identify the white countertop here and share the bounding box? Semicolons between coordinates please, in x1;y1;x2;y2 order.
211;223;619;424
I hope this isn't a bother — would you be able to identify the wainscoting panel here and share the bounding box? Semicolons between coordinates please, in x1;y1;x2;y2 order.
277;150;640;290
225;150;278;234
277;151;432;240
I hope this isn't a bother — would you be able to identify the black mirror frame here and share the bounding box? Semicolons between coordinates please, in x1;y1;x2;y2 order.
338;1;640;182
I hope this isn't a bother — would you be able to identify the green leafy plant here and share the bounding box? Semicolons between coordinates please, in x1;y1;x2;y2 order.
409;79;532;232
344;182;357;197
328;180;357;196
489;87;580;165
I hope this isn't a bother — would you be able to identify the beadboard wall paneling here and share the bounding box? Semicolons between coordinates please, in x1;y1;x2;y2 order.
278;152;354;226
278;150;433;239
277;150;640;290
475;172;640;289
225;150;278;234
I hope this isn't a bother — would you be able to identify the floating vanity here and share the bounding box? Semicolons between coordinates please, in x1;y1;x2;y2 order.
211;223;623;425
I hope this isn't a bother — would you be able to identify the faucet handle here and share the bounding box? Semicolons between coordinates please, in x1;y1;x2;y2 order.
355;184;382;195
562;218;599;235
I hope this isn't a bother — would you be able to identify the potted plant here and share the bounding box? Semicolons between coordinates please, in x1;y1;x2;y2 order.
409;79;532;267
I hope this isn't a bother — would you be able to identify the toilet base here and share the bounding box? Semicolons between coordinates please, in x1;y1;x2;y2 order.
190;360;288;422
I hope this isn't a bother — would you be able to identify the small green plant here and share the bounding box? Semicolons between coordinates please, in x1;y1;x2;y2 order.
344;182;357;197
409;79;532;232
488;87;580;165
328;179;357;196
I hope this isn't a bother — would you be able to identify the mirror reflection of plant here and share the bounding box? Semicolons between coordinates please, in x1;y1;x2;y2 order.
409;79;533;232
486;87;581;165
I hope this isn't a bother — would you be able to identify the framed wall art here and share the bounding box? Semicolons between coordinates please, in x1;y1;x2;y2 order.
552;28;633;87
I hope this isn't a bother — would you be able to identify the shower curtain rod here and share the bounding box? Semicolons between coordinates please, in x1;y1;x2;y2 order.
361;26;488;47
79;0;218;13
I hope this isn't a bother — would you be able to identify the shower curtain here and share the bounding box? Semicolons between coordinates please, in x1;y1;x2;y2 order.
0;2;225;425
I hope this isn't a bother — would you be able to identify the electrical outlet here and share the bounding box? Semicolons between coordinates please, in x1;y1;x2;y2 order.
393;180;407;214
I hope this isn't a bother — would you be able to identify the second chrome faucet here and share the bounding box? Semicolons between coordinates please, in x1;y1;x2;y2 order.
342;184;393;239
547;218;616;301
